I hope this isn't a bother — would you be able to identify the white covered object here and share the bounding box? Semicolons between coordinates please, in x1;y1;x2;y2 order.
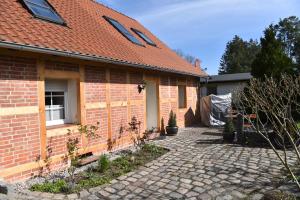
200;94;232;126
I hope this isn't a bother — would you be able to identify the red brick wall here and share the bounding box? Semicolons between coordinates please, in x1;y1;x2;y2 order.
0;55;199;182
85;66;108;145
0;56;40;171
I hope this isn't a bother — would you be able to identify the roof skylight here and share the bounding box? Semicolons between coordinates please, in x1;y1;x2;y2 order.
131;28;157;46
103;16;143;46
22;0;65;25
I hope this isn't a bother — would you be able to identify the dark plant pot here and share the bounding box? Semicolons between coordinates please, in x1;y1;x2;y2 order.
166;126;178;136
223;133;234;142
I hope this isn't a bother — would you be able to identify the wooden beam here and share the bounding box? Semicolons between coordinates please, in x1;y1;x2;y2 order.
79;65;86;124
157;77;161;129
45;69;80;79
126;72;131;123
106;69;112;142
111;101;127;107
0;106;38;116
37;59;47;160
47;125;78;138
86;102;107;109
143;73;146;131
79;65;87;146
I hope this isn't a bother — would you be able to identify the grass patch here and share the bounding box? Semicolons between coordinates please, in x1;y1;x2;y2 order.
30;144;167;193
30;180;69;194
297;122;300;129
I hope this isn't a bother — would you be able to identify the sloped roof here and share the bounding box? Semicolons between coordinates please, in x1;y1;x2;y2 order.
200;73;252;83
0;0;206;77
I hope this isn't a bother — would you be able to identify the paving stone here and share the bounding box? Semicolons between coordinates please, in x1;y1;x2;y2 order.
7;127;300;200
231;190;247;199
198;193;212;200
216;194;233;200
165;184;178;190
87;194;100;200
79;190;90;199
250;193;264;200
67;194;78;199
169;192;183;199
52;194;66;200
104;187;116;193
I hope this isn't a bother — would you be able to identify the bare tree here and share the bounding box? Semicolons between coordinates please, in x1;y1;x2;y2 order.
235;74;300;190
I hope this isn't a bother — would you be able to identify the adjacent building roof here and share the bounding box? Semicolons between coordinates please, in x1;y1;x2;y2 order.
0;0;206;77
200;73;252;83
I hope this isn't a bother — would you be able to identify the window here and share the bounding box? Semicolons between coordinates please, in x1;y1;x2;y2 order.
207;86;217;95
45;79;78;126
103;16;143;46
22;0;65;25
45;91;65;125
131;28;156;46
178;85;187;109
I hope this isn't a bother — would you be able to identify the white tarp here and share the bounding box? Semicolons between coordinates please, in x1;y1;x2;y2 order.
210;93;232;126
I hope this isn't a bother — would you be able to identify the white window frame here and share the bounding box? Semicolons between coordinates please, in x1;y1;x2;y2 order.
45;90;68;127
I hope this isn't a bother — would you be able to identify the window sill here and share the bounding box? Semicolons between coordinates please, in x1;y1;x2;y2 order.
47;124;78;138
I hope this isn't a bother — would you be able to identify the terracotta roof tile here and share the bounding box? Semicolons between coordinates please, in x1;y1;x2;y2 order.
0;0;206;77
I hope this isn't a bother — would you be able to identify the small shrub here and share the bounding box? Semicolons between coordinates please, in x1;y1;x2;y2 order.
97;154;110;173
168;110;177;127
30;180;69;193
224;119;235;134
142;144;164;156
112;156;134;174
77;176;110;189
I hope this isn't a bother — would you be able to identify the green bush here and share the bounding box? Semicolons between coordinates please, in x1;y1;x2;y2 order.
142;144;164;156
224;119;235;134
30;180;69;193
78;176;110;189
31;144;168;194
168;110;177;127
112;156;134;174
97;154;110;173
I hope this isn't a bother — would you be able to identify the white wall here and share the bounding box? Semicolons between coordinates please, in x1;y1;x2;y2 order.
201;82;247;96
217;82;247;95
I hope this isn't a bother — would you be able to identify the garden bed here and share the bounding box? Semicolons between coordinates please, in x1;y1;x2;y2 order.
29;144;168;194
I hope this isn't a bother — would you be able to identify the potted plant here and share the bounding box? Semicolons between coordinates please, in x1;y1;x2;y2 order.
223;118;235;142
166;110;178;136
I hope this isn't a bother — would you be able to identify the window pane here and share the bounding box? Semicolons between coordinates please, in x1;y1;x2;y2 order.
207;86;217;95
178;86;186;108
52;108;65;120
52;92;64;96
132;29;156;46
25;0;49;7
46;110;51;121
26;2;64;24
104;17;143;46
45;96;51;106
52;96;64;106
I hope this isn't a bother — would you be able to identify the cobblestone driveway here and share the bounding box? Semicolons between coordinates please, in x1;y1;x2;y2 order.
7;127;298;200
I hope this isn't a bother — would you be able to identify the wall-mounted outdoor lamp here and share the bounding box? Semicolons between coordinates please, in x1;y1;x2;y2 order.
137;81;146;93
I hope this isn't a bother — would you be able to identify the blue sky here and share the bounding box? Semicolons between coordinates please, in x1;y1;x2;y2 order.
97;0;300;75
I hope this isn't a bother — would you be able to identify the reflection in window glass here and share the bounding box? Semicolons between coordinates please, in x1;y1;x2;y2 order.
22;0;65;24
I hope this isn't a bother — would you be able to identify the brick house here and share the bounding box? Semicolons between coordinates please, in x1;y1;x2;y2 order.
0;0;206;182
